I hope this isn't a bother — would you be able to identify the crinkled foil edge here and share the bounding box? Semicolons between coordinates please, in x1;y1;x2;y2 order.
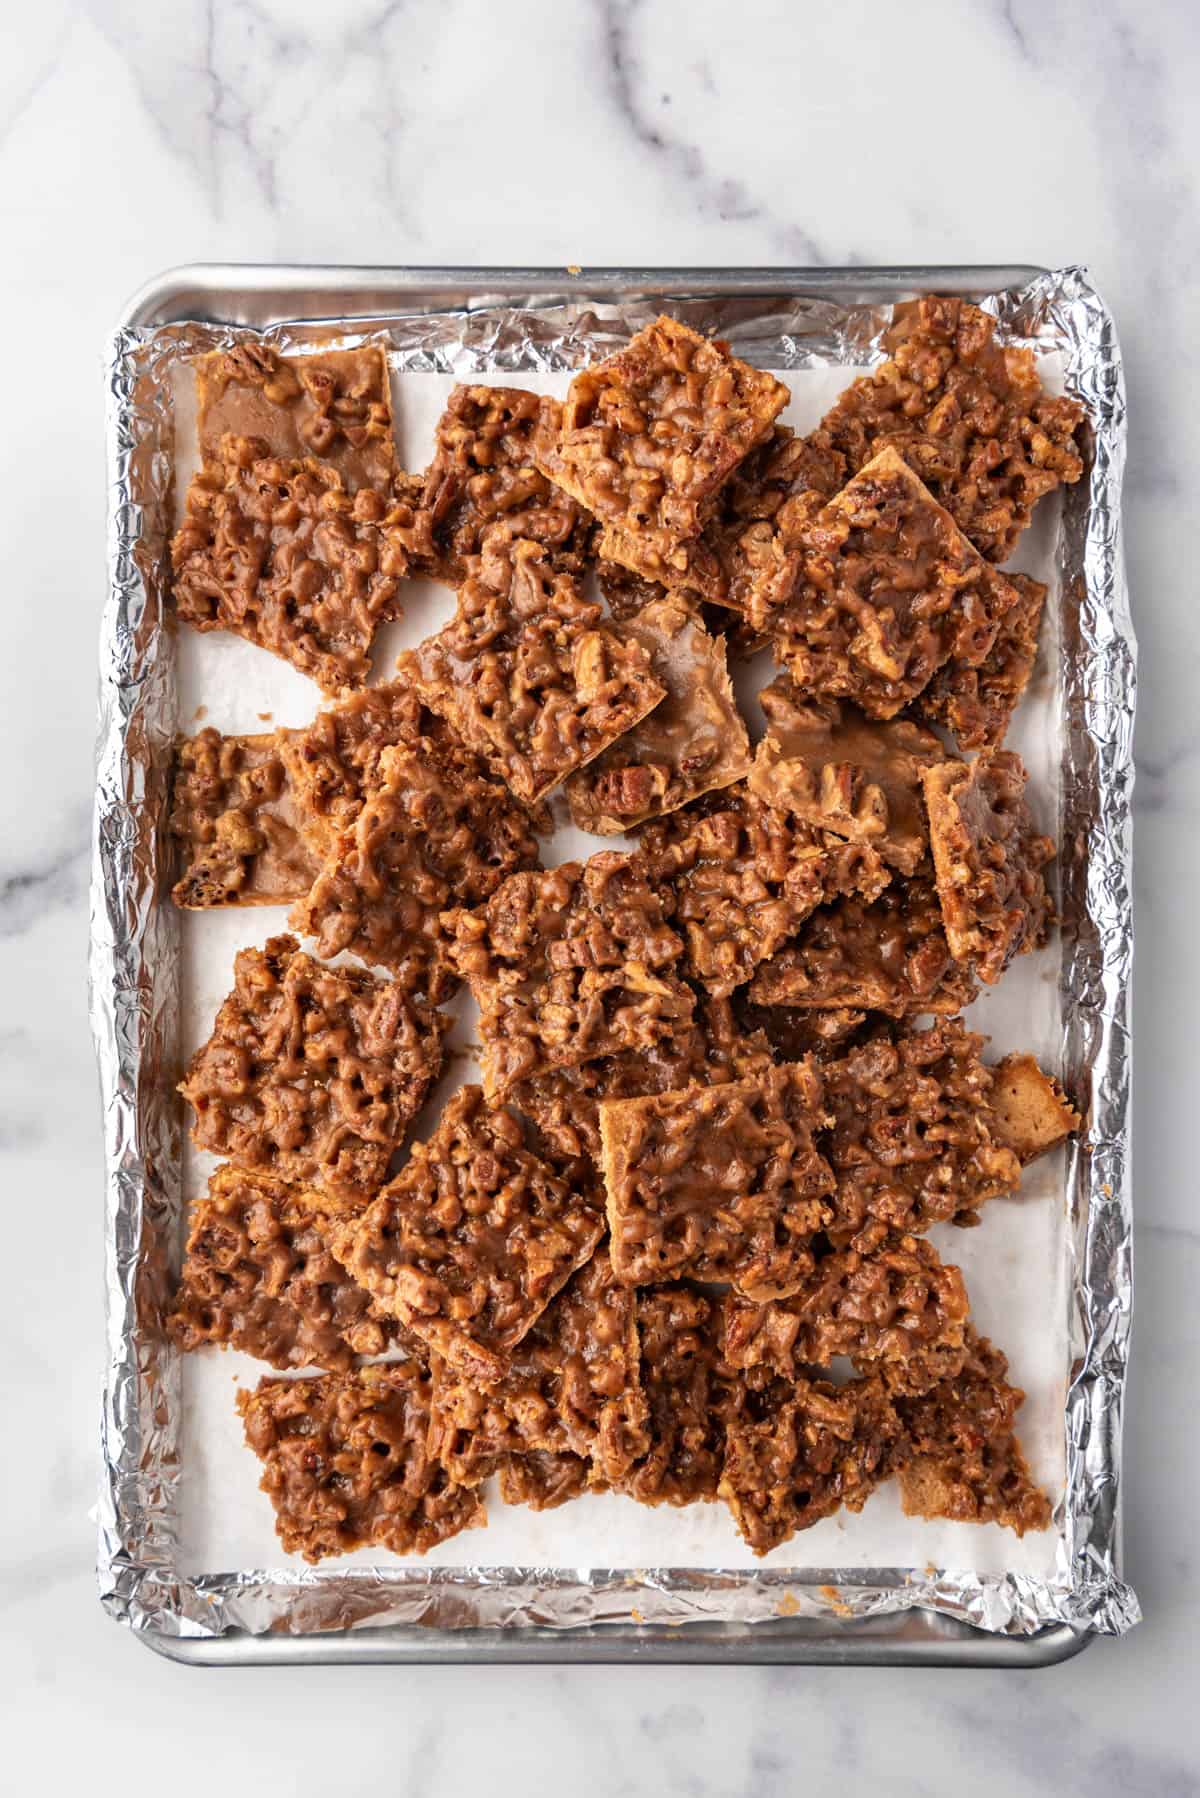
91;267;1138;1644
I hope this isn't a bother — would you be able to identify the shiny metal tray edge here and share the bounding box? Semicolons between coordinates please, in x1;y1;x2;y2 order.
102;261;1118;1672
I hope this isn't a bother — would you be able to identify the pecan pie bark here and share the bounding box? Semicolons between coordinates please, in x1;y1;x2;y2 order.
428;1249;648;1489
707;426;837;619
915;572;1047;751
290;740;540;1000
806;295;1085;563
599;1062;835;1299
617;1286;737;1506
498;1450;593;1510
719;1373;903;1554
642;785;891;997
535;316;788;582
821;1020;1021;1235
510;1030;709;1187
748;864;977;1016
169;1165;407;1372
237;1362;485;1562
326;1087;604;1385
749;679;948;876
986;1052;1080;1164
421;385;589;585
279;681;428;855
565;596;751;833
895;1330;1052;1535
450;853;695;1099
172;436;418;694
178;934;448;1209
397;533;665;804
923;749;1054;983
722;1221;969;1399
763;448;1021;719
735;999;872;1064
169;727;320;907
196;343;398;493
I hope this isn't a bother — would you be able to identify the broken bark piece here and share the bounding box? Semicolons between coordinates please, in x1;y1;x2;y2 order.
427;1249;647;1489
326;1087;604;1385
915;572;1047;750
750;678;949;875
599;1062;835;1299
895;1329;1052;1536
449;852;695;1099
763;448;1021;719
821;1019;1022;1235
169;726;320;907
719;1373;903;1554
397;532;665;804
178;933;448;1210
748;863;977;1017
535;315;788;579
805;295;1084;563
290;738;540;999
565;595;751;833
421;384;589;584
641;784;891;998
195;342;398;493
168;1164;409;1372
923;748;1055;983
722;1220;969;1398
987;1052;1080;1163
237;1362;484;1562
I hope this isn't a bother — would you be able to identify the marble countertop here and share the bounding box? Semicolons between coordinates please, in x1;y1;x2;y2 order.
3;2;1196;1792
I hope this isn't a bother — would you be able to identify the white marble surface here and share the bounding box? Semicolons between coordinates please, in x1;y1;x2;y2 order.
1;1;1196;1792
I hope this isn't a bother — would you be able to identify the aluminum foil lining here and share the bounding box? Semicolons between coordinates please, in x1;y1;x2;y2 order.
92;268;1140;1642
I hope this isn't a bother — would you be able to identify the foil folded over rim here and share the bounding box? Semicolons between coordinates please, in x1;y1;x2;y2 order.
91;267;1139;1642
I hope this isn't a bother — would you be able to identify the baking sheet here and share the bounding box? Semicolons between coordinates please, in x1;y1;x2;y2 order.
94;270;1139;1642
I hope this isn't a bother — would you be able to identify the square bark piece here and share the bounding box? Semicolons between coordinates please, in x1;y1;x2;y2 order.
987;1052;1080;1164
722;1220;970;1399
535;316;788;579
510;997;773;1188
428;1248;648;1489
421;384;589;585
599;1062;835;1299
196;342;398;493
179;933;448;1209
641;785;891;997
923;748;1055;983
237;1363;485;1562
169;1164;408;1373
764;447;1021;718
749;679;949;875
397;534;665;803
279;681;429;856
172;438;422;694
748;864;978;1016
805;295;1085;563
169;726;320;908
895;1329;1052;1535
290;739;540;1000
565;596;751;833
451;853;695;1099
326;1086;605;1385
821;1020;1022;1236
915;572;1047;750
719;1374;903;1554
617;1286;735;1506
